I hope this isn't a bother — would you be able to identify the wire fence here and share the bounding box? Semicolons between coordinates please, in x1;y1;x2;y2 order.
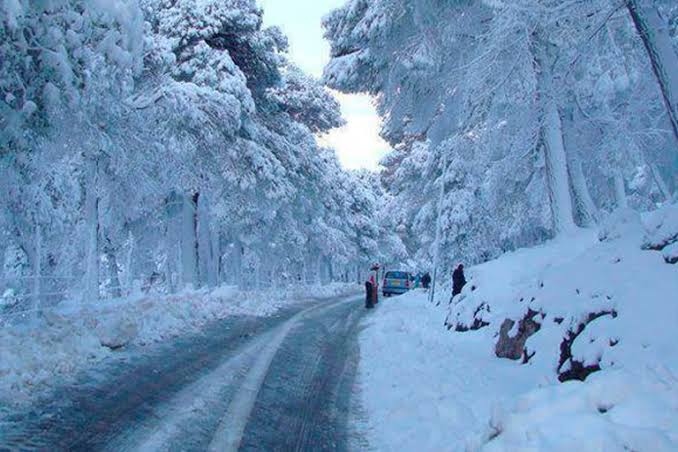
0;275;141;326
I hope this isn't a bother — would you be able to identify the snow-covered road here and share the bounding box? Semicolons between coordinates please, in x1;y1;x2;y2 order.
0;294;366;451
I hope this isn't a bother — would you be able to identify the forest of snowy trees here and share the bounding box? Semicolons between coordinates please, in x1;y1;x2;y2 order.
324;0;678;272
0;0;407;313
2;0;677;314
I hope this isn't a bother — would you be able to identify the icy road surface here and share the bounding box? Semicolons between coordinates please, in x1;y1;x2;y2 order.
0;294;366;451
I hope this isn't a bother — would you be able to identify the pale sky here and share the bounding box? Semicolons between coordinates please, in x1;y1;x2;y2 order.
258;0;391;170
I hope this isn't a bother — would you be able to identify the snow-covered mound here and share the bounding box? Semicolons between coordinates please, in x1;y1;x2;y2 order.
448;204;677;381
358;204;677;451
0;282;358;406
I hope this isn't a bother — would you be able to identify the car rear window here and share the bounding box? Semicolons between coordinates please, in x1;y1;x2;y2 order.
385;271;408;279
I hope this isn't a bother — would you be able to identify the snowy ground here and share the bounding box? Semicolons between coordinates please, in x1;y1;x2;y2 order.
357;204;678;451
0;282;359;407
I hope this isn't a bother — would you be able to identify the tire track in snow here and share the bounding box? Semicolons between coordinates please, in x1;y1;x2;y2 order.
0;295;362;451
105;328;275;451
238;299;366;451
208;298;356;452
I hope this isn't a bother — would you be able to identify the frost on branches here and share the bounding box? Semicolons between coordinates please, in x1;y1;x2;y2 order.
0;0;390;314
323;0;678;272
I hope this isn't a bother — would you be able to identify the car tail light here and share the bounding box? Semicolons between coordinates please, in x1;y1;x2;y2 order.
405;280;410;288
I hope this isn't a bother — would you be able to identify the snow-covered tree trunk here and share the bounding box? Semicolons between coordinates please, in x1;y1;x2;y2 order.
0;245;6;282
32;223;41;322
124;231;135;295
569;154;599;226
650;163;672;201
327;258;334;283
164;201;180;294
429;151;448;304
543;99;576;233
255;256;262;290
614;171;628;208
104;236;122;298
626;0;678;144
563;107;599;226
533;35;576;234
209;229;220;287
196;192;213;287
180;193;199;289
301;257;308;285
316;253;323;285
233;241;244;289
83;157;100;303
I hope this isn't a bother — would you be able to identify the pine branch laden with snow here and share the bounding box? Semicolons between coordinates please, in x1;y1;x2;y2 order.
626;0;678;144
0;0;391;313
323;0;678;270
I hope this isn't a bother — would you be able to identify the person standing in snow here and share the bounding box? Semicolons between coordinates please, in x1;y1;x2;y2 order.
365;279;375;309
369;263;380;305
452;264;466;297
421;272;432;289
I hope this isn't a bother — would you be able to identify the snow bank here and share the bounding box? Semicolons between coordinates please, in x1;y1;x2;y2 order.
356;291;537;451
485;369;678;452
0;282;358;406
358;204;678;451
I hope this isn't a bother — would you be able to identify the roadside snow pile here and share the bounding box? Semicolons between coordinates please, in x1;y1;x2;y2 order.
356;291;537;451
0;282;358;406
358;204;677;451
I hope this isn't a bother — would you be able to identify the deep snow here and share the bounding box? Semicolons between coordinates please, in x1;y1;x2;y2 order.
356;204;678;451
0;282;359;407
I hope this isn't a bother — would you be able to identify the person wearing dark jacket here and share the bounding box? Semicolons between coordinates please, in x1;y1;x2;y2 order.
452;264;466;297
365;280;375;309
421;272;431;289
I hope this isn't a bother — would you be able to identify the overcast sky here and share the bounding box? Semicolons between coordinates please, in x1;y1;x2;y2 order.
257;0;390;170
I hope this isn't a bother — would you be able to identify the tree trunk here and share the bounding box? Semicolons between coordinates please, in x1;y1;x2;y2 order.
614;171;628;208
196;192;213;288
104;241;122;298
626;0;678;145
255;256;262;290
562;106;599;226
233;241;244;289
543;100;577;232
125;231;135;295
316;253;323;285
650;163;672;201
532;34;576;234
209;229;220;287
180;193;199;289
164;198;180;294
429;150;448;303
84;157;100;303
569;154;599;226
302;255;308;285
32;223;41;322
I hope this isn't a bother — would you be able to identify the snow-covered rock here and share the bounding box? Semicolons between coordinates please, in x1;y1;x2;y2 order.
598;207;644;245
643;202;678;251
663;241;678;264
483;370;677;452
96;316;139;350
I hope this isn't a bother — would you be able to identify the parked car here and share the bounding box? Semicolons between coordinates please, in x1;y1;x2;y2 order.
382;270;413;296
